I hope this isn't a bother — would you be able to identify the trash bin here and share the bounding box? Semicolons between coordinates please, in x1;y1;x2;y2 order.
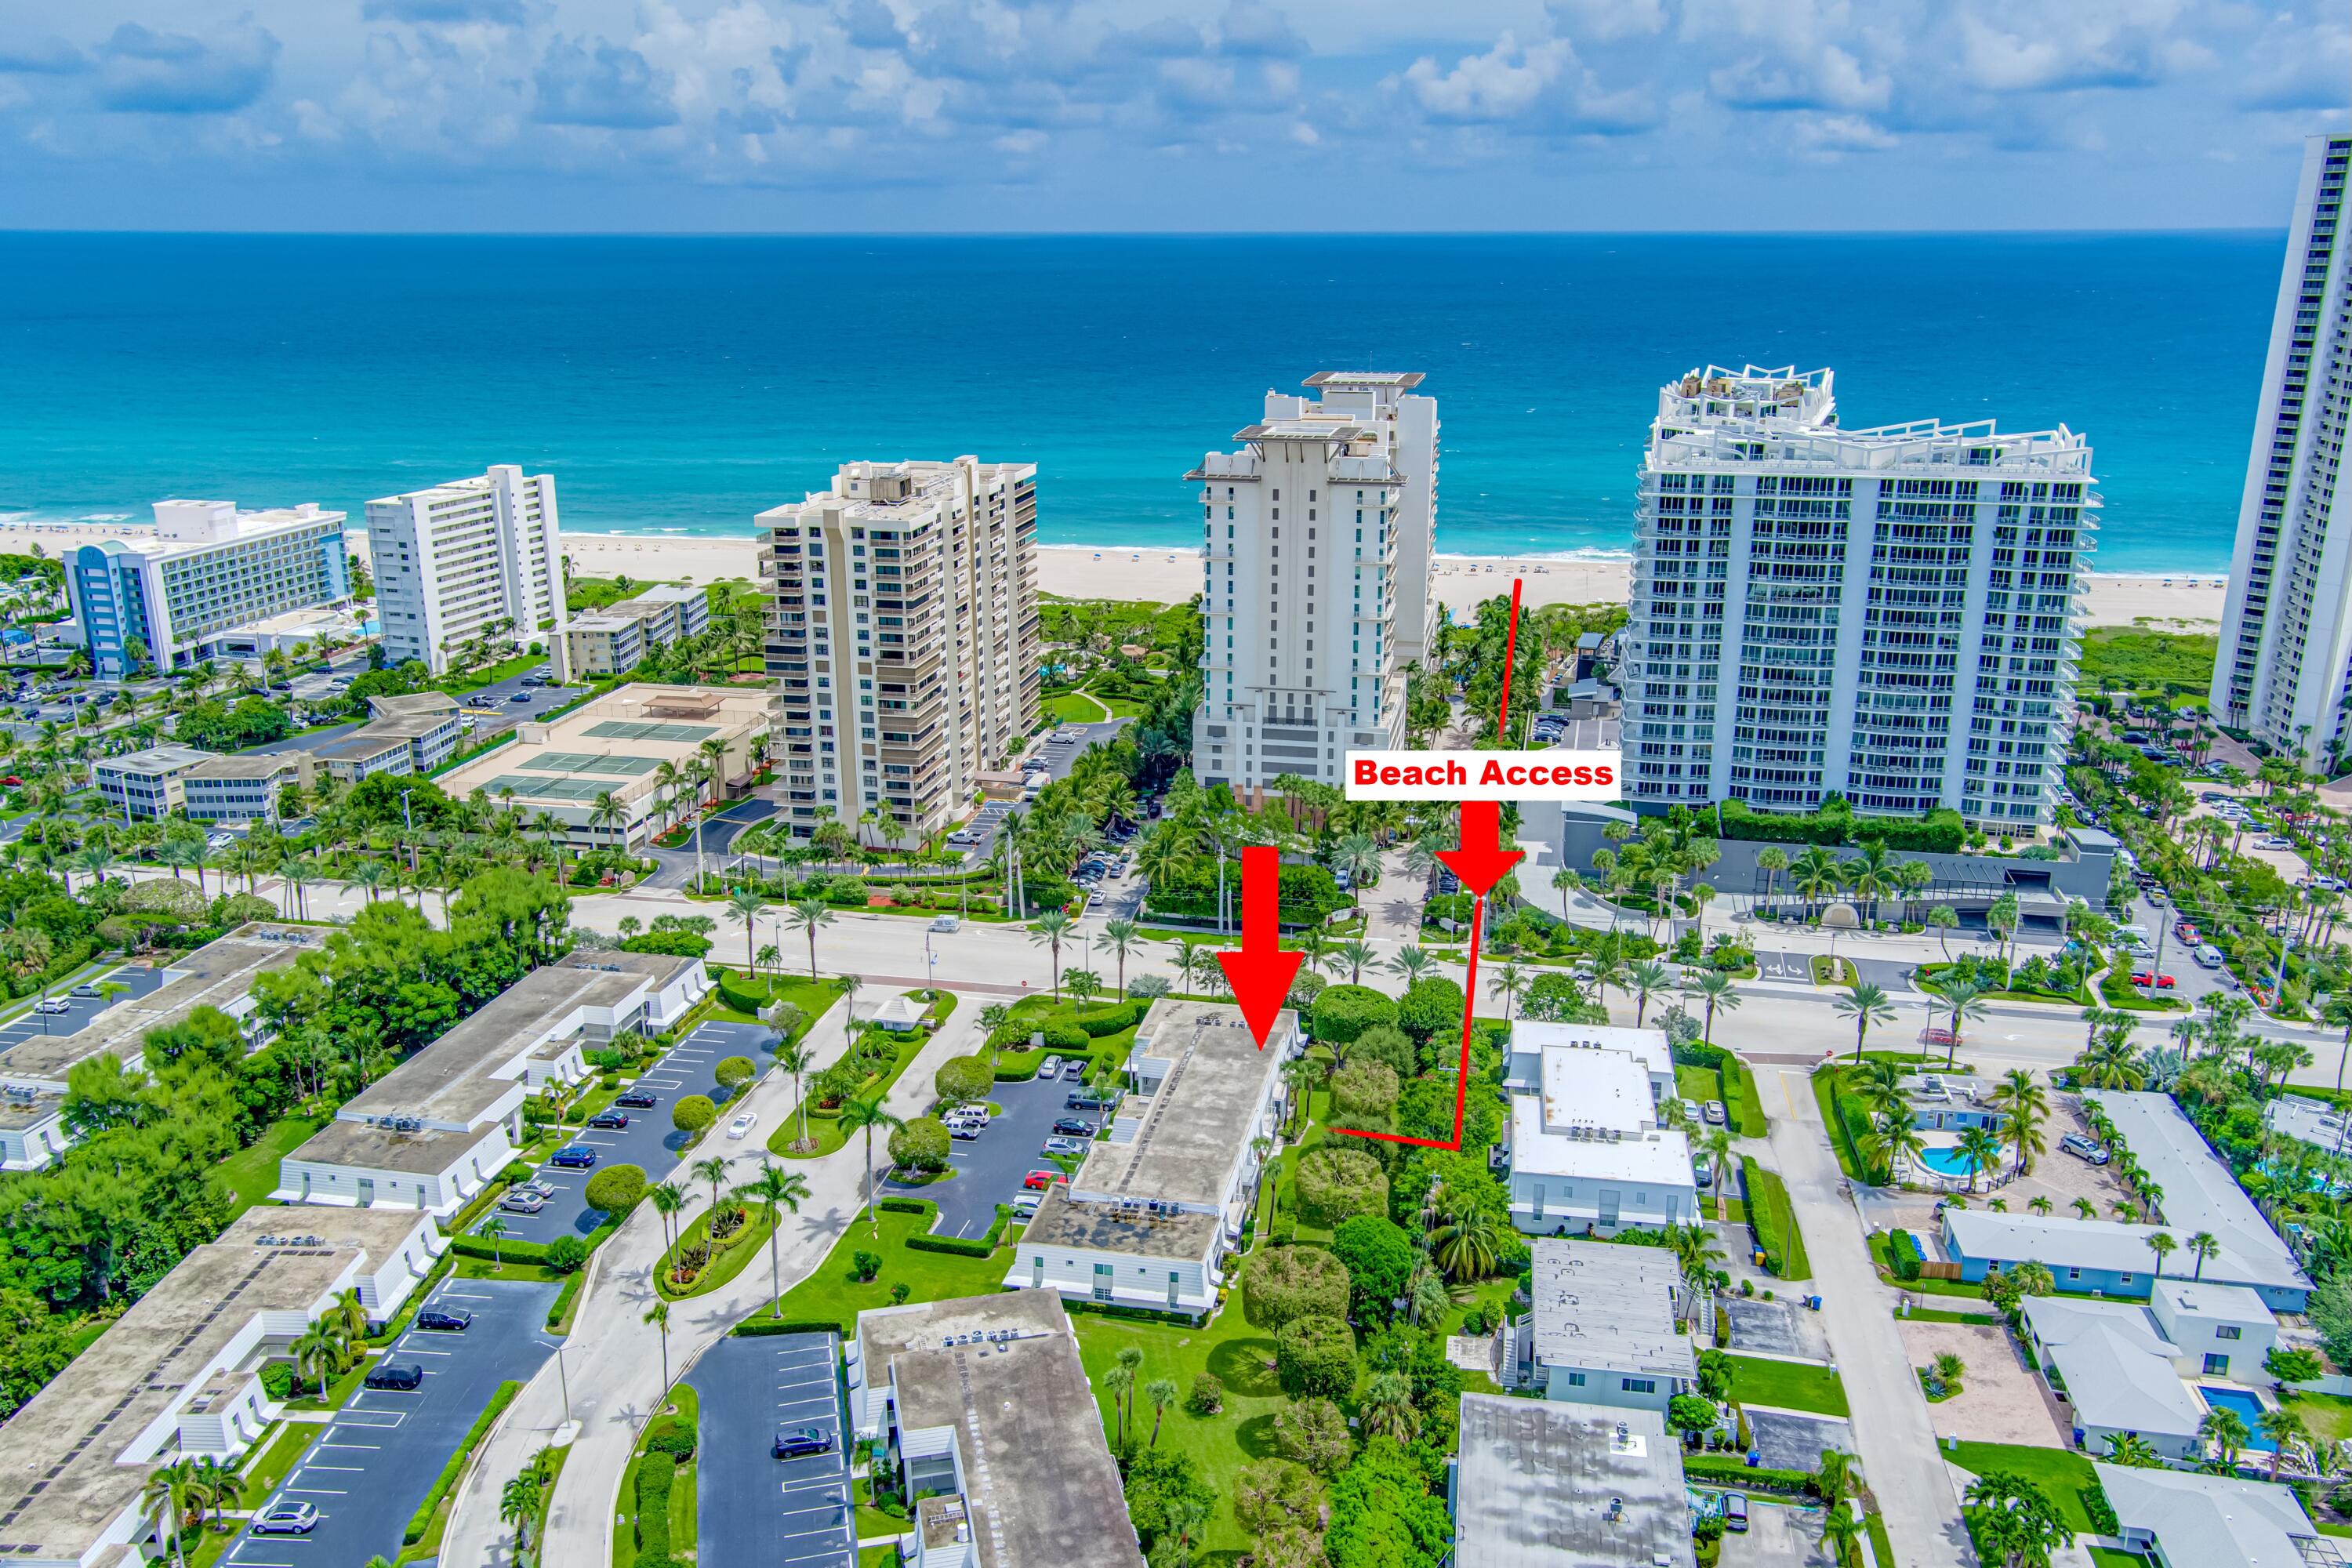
1809;1294;1823;1311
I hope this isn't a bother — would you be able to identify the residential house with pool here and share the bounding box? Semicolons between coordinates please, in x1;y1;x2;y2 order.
1004;998;1295;1317
2094;1463;2325;1568
2020;1279;2279;1461
1501;1022;1697;1236
274;949;705;1214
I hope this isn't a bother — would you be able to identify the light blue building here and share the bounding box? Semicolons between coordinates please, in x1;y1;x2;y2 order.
67;500;350;676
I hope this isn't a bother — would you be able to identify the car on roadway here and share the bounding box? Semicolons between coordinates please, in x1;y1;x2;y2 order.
727;1111;758;1140
773;1425;836;1460
416;1308;474;1332
1051;1117;1097;1137
586;1110;630;1130
499;1191;549;1214
1036;1055;1064;1080
2060;1132;2111;1164
1703;1101;1726;1125
1042;1135;1089;1157
550;1145;597;1169
365;1362;425;1391
615;1090;659;1109
1023;1169;1062;1191
2131;971;2176;989
33;998;70;1015
250;1501;320;1536
930;915;960;934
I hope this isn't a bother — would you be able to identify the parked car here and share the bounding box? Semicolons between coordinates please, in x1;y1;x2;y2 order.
1051;1117;1097;1138
2131;971;2176;989
416;1308;474;1332
1723;1494;1749;1533
365;1362;425;1391
949;1122;982;1141
1693;1153;1713;1189
2060;1133;2111;1165
1043;1135;1089;1156
727;1111;758;1141
1011;1191;1043;1214
550;1145;597;1169
1023;1169;1062;1191
250;1501;320;1535
615;1091;659;1109
67;982;99;998
774;1425;836;1460
507;690;532;703
1062;1060;1087;1080
516;1177;558;1201
1703;1101;1727;1125
2194;944;2227;968
2263;835;2298;851
33;998;71;1015
586;1110;630;1130
1036;1055;1065;1080
499;1191;549;1214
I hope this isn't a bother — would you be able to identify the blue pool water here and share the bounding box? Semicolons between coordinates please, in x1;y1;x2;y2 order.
2197;1385;2275;1450
1918;1146;1984;1178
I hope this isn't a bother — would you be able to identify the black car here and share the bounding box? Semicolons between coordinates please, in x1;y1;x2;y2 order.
1051;1117;1096;1137
586;1110;630;1129
773;1425;836;1460
615;1091;659;1109
364;1362;424;1391
416;1308;474;1332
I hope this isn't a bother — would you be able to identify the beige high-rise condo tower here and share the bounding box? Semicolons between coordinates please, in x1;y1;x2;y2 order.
760;458;1040;843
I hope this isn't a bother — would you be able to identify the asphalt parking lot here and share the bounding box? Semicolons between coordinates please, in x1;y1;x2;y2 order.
687;1331;855;1568
887;1072;1094;1239
223;1277;560;1568
482;1019;774;1245
949;718;1128;861
0;963;167;1054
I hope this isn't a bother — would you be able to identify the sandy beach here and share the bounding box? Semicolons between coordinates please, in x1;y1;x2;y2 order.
11;520;2227;627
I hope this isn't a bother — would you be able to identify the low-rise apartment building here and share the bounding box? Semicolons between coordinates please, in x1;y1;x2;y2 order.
564;612;648;677
848;1293;1142;1568
0;1207;438;1568
1453;1396;1693;1568
67;499;353;677
1006;1000;1294;1317
0;924;320;1171
1502;1022;1697;1236
2023;1281;2278;1460
183;751;315;824
1504;1237;1695;1410
564;585;712;677
276;950;705;1214
93;742;209;821
309;728;416;785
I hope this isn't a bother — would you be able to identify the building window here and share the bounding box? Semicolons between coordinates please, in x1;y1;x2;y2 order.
1622;1378;1657;1395
1566;1372;1586;1387
2203;1354;2230;1376
1093;1262;1113;1303
2216;1326;2242;1341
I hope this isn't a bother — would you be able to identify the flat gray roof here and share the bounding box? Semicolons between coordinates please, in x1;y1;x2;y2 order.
1454;1396;1693;1568
327;950;694;1127
1529;1238;1697;1382
866;1294;1142;1568
0;1207;430;1563
355;711;457;740
310;731;411;761
97;743;208;775
367;691;459;718
0;924;319;1086
189;753;302;780
1014;1183;1219;1260
285;1116;499;1174
1070;1000;1290;1209
2086;1091;2307;1292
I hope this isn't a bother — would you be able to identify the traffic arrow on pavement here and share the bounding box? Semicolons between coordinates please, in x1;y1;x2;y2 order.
1216;844;1304;1049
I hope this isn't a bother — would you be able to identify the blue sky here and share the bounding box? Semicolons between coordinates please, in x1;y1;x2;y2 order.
0;0;2343;230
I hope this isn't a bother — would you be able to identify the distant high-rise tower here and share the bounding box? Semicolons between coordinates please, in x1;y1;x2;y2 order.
1189;372;1437;792
2212;134;2352;762
1624;365;2096;828
366;465;568;679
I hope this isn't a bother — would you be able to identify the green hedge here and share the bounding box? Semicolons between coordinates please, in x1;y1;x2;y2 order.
1740;1157;1809;1280
877;1196;934;1215
1717;797;1965;853
452;1218;619;1267
636;1452;676;1561
1072;1002;1145;1036
402;1379;521;1544
1683;1456;1820;1496
717;972;768;1013
735;1316;851;1338
989;1019;1090;1051
906;1233;995;1258
546;1272;583;1330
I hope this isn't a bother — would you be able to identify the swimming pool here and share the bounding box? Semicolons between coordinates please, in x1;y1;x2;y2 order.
1918;1146;1990;1179
2197;1385;2275;1450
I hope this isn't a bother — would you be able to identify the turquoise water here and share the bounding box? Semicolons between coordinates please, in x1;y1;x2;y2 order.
1918;1146;1984;1178
2197;1385;2275;1449
0;232;2285;568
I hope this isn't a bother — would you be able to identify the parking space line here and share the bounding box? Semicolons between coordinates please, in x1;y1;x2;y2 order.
317;1442;379;1450
299;1464;363;1472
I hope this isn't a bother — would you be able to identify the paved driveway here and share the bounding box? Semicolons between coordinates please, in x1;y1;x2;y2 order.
1725;1497;1829;1568
1726;1299;1833;1363
484;1020;775;1246
886;1072;1091;1239
223;1278;559;1568
687;1332;855;1568
0;962;167;1052
1746;1410;1856;1473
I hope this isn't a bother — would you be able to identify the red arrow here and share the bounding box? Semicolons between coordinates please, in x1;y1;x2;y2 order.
1217;844;1304;1049
1435;799;1524;898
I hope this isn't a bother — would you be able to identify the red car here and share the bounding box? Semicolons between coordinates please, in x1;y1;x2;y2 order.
1023;1169;1063;1192
2132;971;2177;989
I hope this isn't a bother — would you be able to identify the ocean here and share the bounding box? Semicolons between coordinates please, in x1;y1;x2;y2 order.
0;231;2287;570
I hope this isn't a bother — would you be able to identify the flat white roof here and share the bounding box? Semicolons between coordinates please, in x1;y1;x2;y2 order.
2095;1464;2320;1568
1512;1021;1671;1083
1511;1095;1693;1187
2085;1091;2308;1293
1528;1238;1696;1381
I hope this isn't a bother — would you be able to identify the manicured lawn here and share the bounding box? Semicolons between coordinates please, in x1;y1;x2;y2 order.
2286;1389;2352;1443
1726;1353;1849;1417
1070;1305;1293;1556
2092;1550;2145;1568
613;1384;697;1568
753;1208;1014;1331
1676;1064;1723;1105
1811;955;1857;987
1946;1442;2106;1533
1740;1160;1811;1281
769;1109;851;1159
1044;691;1109;723
219;1115;324;1214
237;1421;319;1502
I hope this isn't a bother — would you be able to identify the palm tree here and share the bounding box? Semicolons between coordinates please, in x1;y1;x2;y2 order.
1755;846;1789;913
2259;1406;2308;1479
1030;908;1075;999
590;790;630;851
2201;1405;2249;1470
644;1300;672;1390
1686;970;1741;1044
1336;939;1376;985
2147;1229;2177;1280
648;1180;686;1253
1668;1222;1725;1306
788;897;834;977
1628;959;1670;1027
1990;1069;2049;1175
2187;1230;2221;1280
1388;945;1437;986
838;1094;905;1236
1358;1371;1421;1442
2103;1432;2161;1468
1489;961;1530;1020
774;1035;817;1151
499;1469;544;1555
688;1152;731;1218
1834;982;1897;1062
1431;1203;1506;1280
290;1319;344;1397
726;887;765;973
1099;916;1142;998
1955;1126;2005;1193
1820;1504;1864;1568
738;1162;811;1315
1932;975;1992;1067
2072;1196;2098;1221
477;1214;509;1268
2027;1195;2053;1216
142;1460;213;1568
1145;1377;1180;1447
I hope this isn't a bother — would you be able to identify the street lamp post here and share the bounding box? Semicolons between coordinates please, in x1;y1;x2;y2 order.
536;1338;572;1428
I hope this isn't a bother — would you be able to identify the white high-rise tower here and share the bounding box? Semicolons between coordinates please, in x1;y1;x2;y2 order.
2212;134;2352;762
366;465;569;679
1189;372;1437;793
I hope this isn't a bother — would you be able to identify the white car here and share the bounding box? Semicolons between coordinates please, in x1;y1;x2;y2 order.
726;1111;758;1141
929;916;960;934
